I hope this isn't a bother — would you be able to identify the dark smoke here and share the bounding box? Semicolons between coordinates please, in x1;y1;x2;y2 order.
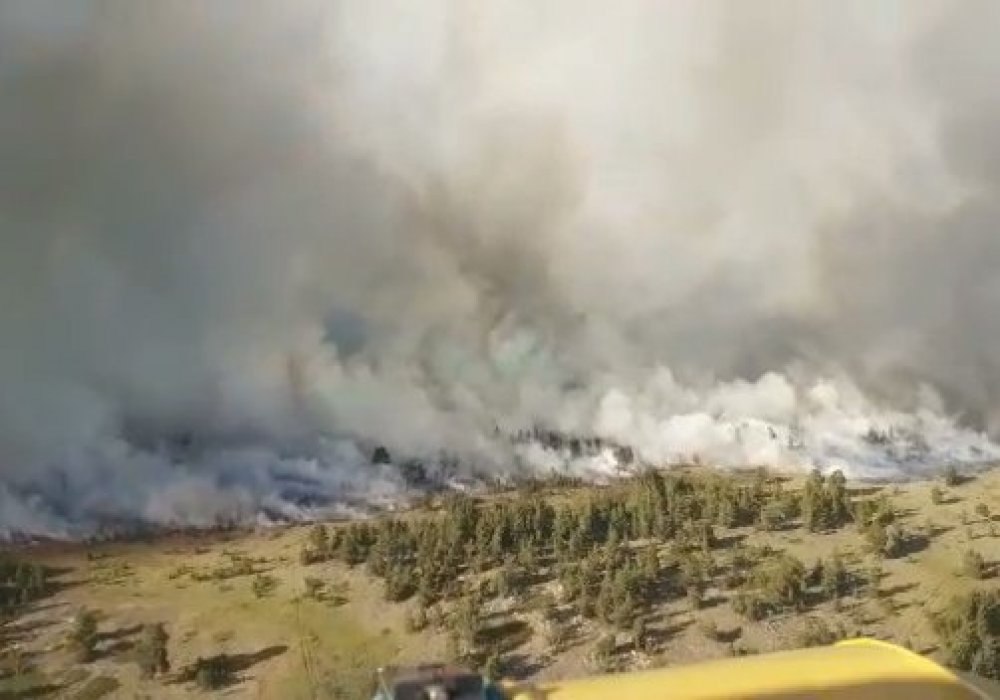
2;1;1000;535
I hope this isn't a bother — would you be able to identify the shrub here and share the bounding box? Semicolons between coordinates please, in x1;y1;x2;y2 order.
251;573;278;598
943;465;961;487
3;644;27;679
795;617;844;648
931;590;1000;679
67;609;98;663
308;523;330;552
451;597;481;653
193;655;233;690
822;552;848;600
632;617;650;653
299;547;325;566
730;642;757;657
962;550;986;580
494;562;515;599
545;619;571;652
878;595;896;617
807;559;823;587
405;606;428;633
592;634;617;672
745;554;807;613
757;502;785;532
135;623;170;679
699;619;722;642
167;564;192;580
975;503;991;521
923;518;937;538
481;652;502;681
303;576;323;599
854;496;896;530
384;566;416;602
864;522;888;554
884;525;907;558
866;561;882;599
687;585;703;611
731;592;766;621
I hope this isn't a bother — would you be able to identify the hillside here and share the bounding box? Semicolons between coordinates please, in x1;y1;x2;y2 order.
2;466;1000;699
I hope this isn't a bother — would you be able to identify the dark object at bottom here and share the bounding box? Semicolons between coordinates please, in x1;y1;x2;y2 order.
373;664;502;700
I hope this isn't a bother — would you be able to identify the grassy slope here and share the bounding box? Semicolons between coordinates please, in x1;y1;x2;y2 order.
1;469;999;698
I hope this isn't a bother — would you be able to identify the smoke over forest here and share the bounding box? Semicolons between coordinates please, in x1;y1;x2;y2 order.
4;2;1000;535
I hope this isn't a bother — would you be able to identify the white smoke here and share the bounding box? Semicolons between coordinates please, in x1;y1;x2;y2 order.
587;371;999;476
3;1;1000;534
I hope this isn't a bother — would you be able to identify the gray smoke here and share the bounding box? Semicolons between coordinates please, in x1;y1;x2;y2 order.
3;1;1000;535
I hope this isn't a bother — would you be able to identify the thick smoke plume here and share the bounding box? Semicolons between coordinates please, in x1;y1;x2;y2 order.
3;1;1000;534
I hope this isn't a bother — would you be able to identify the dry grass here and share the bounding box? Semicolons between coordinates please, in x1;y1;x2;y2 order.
2;468;999;697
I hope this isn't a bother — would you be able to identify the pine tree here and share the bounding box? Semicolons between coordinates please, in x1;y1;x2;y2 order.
802;469;827;531
824;470;851;526
822;551;848;600
67;609;98;663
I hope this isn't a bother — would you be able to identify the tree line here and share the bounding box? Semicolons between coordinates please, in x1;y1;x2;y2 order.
296;468;891;662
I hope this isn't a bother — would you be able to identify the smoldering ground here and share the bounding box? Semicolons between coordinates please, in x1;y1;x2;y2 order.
3;1;1000;534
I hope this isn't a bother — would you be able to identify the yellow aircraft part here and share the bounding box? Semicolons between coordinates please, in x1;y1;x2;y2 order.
502;639;991;700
